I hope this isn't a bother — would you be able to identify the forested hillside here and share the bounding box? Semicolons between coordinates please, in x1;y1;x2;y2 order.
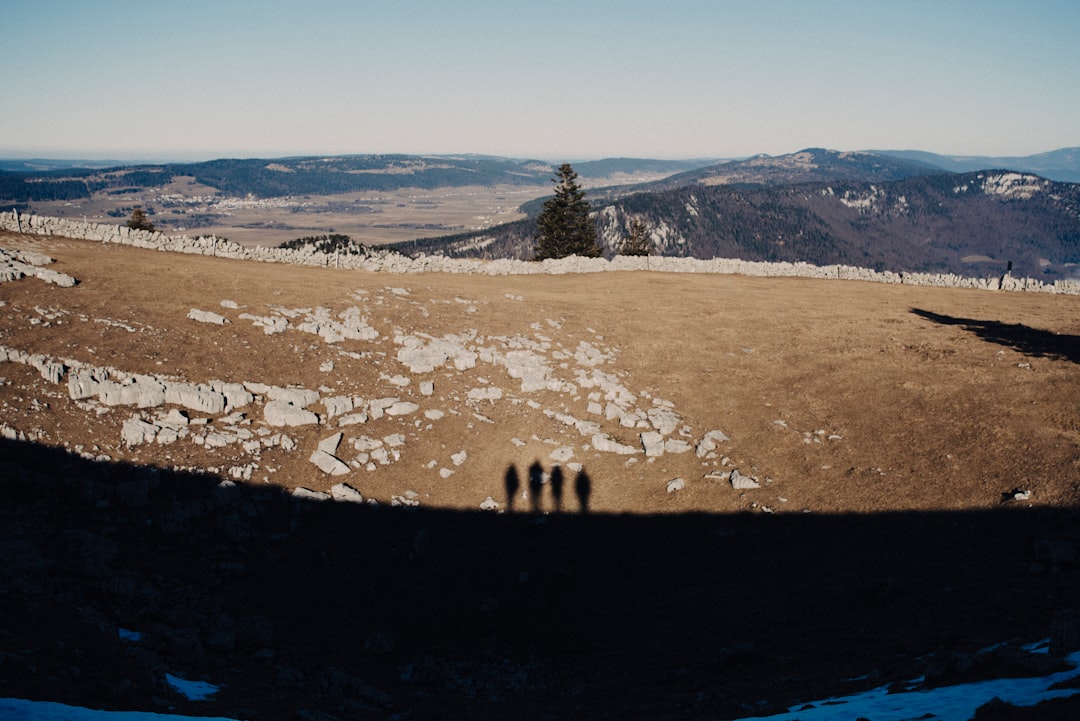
397;170;1080;279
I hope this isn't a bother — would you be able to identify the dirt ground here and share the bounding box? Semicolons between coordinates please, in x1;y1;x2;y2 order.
2;231;1080;720
1;231;1078;515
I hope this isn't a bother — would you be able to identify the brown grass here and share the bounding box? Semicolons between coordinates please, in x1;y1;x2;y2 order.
2;230;1078;514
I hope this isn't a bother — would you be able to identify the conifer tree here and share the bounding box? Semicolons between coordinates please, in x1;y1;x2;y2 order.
533;163;601;260
617;218;653;256
126;206;155;232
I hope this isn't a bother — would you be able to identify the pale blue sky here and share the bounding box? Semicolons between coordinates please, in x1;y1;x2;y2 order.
1;0;1077;161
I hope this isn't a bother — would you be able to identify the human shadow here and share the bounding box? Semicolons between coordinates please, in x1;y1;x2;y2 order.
3;437;1080;721
549;465;564;513
575;467;592;514
504;464;521;512
912;308;1080;364
527;460;544;514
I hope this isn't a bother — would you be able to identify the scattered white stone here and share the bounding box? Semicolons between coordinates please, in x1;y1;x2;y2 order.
220;300;240;309
239;313;289;335
337;411;368;426
330;482;364;502
423;409;444;421
640;431;665;457
318;432;343;454
266;386;320;408
590;434;638;455
666;477;686;493
467;386;503;401
647;406;681;435
309;449;350;476
292;487;330;501
730;469;761;490
696;430;730;458
323;396;354;418
121;416;159;446
664;438;693;454
385;401;419;416
319;361;335;372
264;400;320;427
480;496;500;511
419;381;435;396
451;450;468;466
439;468;454;479
353;436;383;452
187;309;229;325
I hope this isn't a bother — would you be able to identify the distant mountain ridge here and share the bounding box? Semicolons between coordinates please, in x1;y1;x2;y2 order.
0;154;712;205
397;166;1080;280
872;147;1080;183
5;147;1080;279
617;148;941;194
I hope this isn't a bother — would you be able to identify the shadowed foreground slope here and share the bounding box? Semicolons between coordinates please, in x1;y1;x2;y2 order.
3;438;1080;720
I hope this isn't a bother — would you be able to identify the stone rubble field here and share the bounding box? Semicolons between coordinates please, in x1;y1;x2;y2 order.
0;234;763;515
2;228;1079;515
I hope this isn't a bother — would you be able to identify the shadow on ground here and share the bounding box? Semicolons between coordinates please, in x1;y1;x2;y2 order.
912;308;1080;365
2;438;1080;720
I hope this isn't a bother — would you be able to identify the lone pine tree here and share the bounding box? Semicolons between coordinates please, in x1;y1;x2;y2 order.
533;163;601;260
126;206;155;232
617;217;653;256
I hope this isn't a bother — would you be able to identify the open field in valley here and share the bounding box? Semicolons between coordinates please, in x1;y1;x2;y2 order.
27;180;551;249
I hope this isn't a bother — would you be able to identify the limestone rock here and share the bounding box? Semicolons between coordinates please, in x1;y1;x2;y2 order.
323;396;354;418
121;417;159;447
266;386;320;408
696;429;730;458
591;433;638;455
647;406;681;435
467;386;503;401
730;469;761;490
330;482;364;502
664;439;693;454
318;432;343;454
264;400;320;427
385;401;419;416
163;382;227;415
640;431;665;457
292;487;330;501
309;449;350;475
666;478;686;493
187;309;229;325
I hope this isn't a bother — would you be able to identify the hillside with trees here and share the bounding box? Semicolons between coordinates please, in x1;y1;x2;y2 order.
395;169;1080;280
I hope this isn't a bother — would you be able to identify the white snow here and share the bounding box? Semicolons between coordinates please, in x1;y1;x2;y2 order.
164;674;220;702
732;647;1080;721
0;698;237;720
3;646;1079;720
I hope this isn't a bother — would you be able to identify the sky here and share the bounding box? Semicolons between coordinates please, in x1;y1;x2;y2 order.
1;0;1078;162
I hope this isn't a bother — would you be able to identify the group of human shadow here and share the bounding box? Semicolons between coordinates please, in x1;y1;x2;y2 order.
504;460;591;514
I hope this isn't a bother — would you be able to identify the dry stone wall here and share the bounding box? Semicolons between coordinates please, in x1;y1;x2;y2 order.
2;209;1078;294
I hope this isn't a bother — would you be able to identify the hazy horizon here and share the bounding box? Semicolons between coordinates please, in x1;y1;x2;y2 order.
3;1;1078;161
